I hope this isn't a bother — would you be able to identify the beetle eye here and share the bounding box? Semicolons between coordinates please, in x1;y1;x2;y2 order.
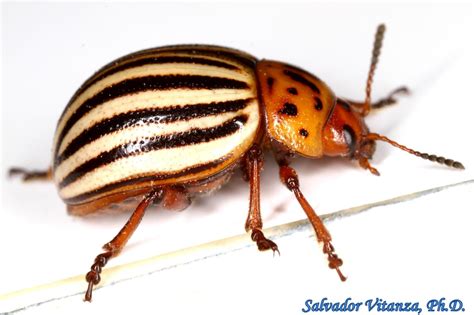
342;125;356;155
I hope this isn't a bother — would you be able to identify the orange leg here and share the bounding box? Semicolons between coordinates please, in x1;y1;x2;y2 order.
244;145;279;254
278;164;346;281
347;86;409;115
84;189;163;302
358;157;380;176
9;167;52;181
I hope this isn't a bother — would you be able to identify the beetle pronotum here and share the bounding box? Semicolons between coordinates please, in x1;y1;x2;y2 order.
9;24;464;301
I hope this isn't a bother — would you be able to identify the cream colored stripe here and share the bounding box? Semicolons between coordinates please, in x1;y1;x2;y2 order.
58;103;259;199
55;102;256;183
57;89;255;155
53;61;255;150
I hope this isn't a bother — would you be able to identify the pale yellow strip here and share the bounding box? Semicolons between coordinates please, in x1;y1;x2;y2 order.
57;89;255;155
53;61;255;151
55;100;257;183
58;103;259;199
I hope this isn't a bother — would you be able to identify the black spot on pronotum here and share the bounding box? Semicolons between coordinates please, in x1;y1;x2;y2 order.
279;102;298;116
283;69;321;93
267;77;275;91
342;125;356;155
287;87;298;95
314;97;323;111
299;128;309;137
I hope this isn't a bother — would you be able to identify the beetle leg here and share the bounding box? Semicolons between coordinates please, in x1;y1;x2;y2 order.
244;145;279;255
346;86;410;114
160;186;191;211
8;167;52;181
84;189;163;302
358;157;380;176
278;163;346;282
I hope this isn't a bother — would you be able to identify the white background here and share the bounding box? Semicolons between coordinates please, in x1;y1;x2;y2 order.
1;2;473;314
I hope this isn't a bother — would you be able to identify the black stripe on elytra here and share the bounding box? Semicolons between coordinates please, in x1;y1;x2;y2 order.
59;44;257;121
55;75;249;155
59;114;248;189
56;45;257;128
63;157;229;204
283;69;321;94
56;98;253;166
74;56;240;99
149;46;257;69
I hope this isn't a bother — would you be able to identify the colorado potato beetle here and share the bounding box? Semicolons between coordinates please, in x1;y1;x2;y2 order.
9;24;464;301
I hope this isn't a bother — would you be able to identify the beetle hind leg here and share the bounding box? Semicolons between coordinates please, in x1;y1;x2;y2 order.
243;145;279;255
84;189;163;302
8;167;52;181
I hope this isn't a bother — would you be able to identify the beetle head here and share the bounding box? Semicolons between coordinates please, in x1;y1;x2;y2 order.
321;97;464;175
322;98;379;172
320;24;464;174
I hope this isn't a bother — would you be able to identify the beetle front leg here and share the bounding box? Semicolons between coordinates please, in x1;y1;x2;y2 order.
84;189;163;302
244;145;279;255
278;163;346;282
347;86;410;114
8;167;52;181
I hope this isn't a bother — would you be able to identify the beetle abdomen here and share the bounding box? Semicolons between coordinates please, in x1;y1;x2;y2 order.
52;45;260;206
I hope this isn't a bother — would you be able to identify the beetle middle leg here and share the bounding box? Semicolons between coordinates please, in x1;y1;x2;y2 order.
278;161;346;281
243;145;279;254
8;167;52;181
84;189;163;302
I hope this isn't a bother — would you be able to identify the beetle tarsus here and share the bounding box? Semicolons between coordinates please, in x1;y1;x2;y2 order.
83;190;162;302
358;158;380;176
84;281;95;302
323;243;346;281
84;252;112;302
371;86;410;110
251;229;280;256
244;144;280;255
346;86;410;114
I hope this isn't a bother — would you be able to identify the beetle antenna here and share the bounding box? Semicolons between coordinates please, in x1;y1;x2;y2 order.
365;133;465;169
362;24;386;116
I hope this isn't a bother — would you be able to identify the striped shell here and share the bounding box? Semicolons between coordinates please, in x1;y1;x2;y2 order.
52;45;260;209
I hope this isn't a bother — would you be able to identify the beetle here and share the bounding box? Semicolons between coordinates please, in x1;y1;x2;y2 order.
9;24;464;301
